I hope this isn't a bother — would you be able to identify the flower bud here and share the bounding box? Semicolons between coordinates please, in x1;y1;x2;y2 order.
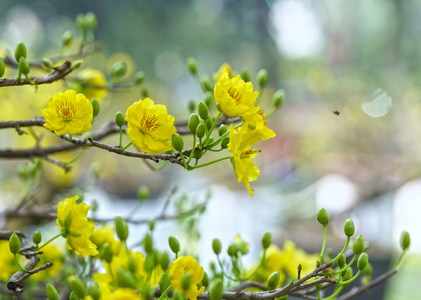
15;42;27;63
218;125;227;137
337;254;346;269
188;100;196;113
317;208;329;226
85;12;98;30
227;244;236;257
114;216;129;241
111;61;127;79
353;234;365;255
159;272;171;291
137;185;150;201
103;243;114;263
194;149;203;159
344;219;355;237
272;89;285;108
141;86;149;97
212;238;222;255
62;30;74;47
134;71;145;85
64;212;72;230
196;123;205;139
115;111;125;127
343;268;353;282
76;13;86;30
202;76;212;92
210;278;224;300
357;253;369;271
69;291;78;300
0;58;5;77
267;271;280;291
241;68;251;82
90;98;100;118
68;275;86;299
46;284;59;300
400;231;410;251
148;219;155;231
206;115;213;130
116;267;137;288
129;256;136;273
221;137;230;149
71;60;83;70
144;253;155;272
187;57;198;75
41;58;54;69
159;251;170;270
198;101;209;120
88;283;100;300
261;232;272;249
144;233;153;254
364;262;373;276
204;91;214;107
32;231;42;245
182;273;191;291
188;114;200;134
19;57;30;75
172;133;184;152
168;236;180;254
202;272;209;288
257;69;268;88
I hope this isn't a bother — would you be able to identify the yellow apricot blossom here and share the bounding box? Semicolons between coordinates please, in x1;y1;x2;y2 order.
125;98;176;155
77;68;108;101
41;90;93;136
90;226;124;255
56;196;98;257
168;256;205;300
213;63;233;81
214;69;259;117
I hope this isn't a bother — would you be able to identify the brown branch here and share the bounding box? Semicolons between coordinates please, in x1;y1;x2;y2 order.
0;61;73;88
228;281;268;292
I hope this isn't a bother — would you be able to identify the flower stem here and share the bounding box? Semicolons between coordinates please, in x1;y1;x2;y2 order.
329;254;357;275
119;142;132;152
119;127;123;147
216;255;237;281
243;250;266;280
337;270;361;286
332;236;350;264
65;148;86;165
317;225;327;266
109;262;119;288
187;134;197;165
203;111;223;146
395;250;407;270
35;232;64;251
322;286;344;299
14;254;27;272
189;156;231;170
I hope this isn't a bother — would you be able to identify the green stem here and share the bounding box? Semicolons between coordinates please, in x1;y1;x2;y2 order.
321;286;344;300
158;286;172;300
395;250;407;270
91;116;96;125
332;237;350;264
337;270;361;286
119;127;123;147
317;287;321;300
330;254;357;275
28;127;37;142
208;122;243;148
186;134;197;165
216;255;237;281
193;73;206;93
109;262;119;288
178;151;190;170
65;148;86;165
68;134;73;142
237;251;244;280
189;156;231;170
119;141;132;152
203;112;223;146
35;232;64;251
317;225;327;266
243;250;266;281
14;254;27;272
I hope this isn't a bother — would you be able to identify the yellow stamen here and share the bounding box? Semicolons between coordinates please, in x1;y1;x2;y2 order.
140;114;161;132
56;101;76;121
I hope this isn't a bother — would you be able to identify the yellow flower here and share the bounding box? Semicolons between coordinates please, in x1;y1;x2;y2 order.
213;63;233;81
90;226;124;255
77;68;108;101
240;109;276;146
41;90;93;136
168;256;205;300
0;240;17;282
280;240;318;281
126;98;176;155
107;289;140;300
214;69;259;117
246;245;286;285
56;196;98;257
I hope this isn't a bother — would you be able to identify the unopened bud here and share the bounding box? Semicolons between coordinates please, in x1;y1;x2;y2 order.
64;212;72;230
317;208;329;226
182;273;191;291
114;216;129;241
337;254;346;269
343;268;353;282
111;61;127;79
19;57;30;75
210;279;224;300
357;253;369;271
198;101;209;120
188;114;200;134
115;111;125;127
364;262;373;276
62;31;74;47
42;58;54;69
227;244;236;257
144;253;155;272
202;272;209;288
168;236;180;254
218;124;227;136
196;123;205;139
46;284;59;300
206;115;213;130
68;275;86;299
32;231;42;245
241;68;251;82
221;137;230;149
144;233;153;254
159;251;170;270
159;272;171;291
69;291;78;300
212;238;222;255
91;98;100;117
261;232;272;249
76;13;86;30
188;100;196;113
148;219;155;231
9;233;21;254
103;243;113;263
202;76;212;92
89;283;100;300
141;86;149;98
267;271;280;291
15;42;27;63
71;60;83;70
137;185;150;201
272;89;285;108
172;133;184;152
344;219;355;237
257;69;268;88
187;57;198;75
400;231;410;251
353;234;365;255
85;12;98;30
134;71;145;85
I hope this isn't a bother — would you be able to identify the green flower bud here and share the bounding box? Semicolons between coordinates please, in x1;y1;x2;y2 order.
202;272;209;288
187;57;198;75
261;232;272;249
227;244;236;257
46;284;59;300
196;123;205;139
210;278;224;300
212;238;222;255
159;272;171;291
353;234;365;255
76;13;86;30
257;69;268;88
188;100;196;113
182;273;191;291
62;30;74;47
159;251;170;270
204;91;214;107
343;267;353;282
69;291;78;300
137;185;150;201
116;267;137;288
148;219;155;231
85;12;98;30
68;275;86;299
267;271;280;291
91;98;100;117
400;231;410;251
141;86;149;98
317;208;329;226
193;149;203;159
111;61;127;79
202;76;212;92
15;42;27;63
64;212;72;230
114;216;129;241
134;71;145;85
168;236;180;254
71;60;83;70
32;231;42;245
144;253;155;272
357;253;369;271
19;57;30;75
188;114;200;134
42;58;54;69
241;68;251;82
172;133;184;152
198;101;209;120
173;290;184;300
0;58;5;77
344;219;355;237
218;124;227;136
364;262;373;276
337;254;346;269
103;243;113;263
115;111;125;127
144;233;153;254
89;283;100;300
206;114;213;130
221;137;230;149
273;89;285;108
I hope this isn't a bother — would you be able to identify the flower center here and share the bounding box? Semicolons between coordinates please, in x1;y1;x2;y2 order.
227;87;242;105
258;110;268;125
56;101;76;121
140;114;161;132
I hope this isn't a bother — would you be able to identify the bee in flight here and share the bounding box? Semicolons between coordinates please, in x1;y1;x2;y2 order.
333;110;340;116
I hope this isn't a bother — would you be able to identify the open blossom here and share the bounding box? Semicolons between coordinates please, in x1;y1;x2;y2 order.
214;69;259;117
56;196;98;257
125;98;176;155
41;90;93;136
168;256;205;300
77;68;108;101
